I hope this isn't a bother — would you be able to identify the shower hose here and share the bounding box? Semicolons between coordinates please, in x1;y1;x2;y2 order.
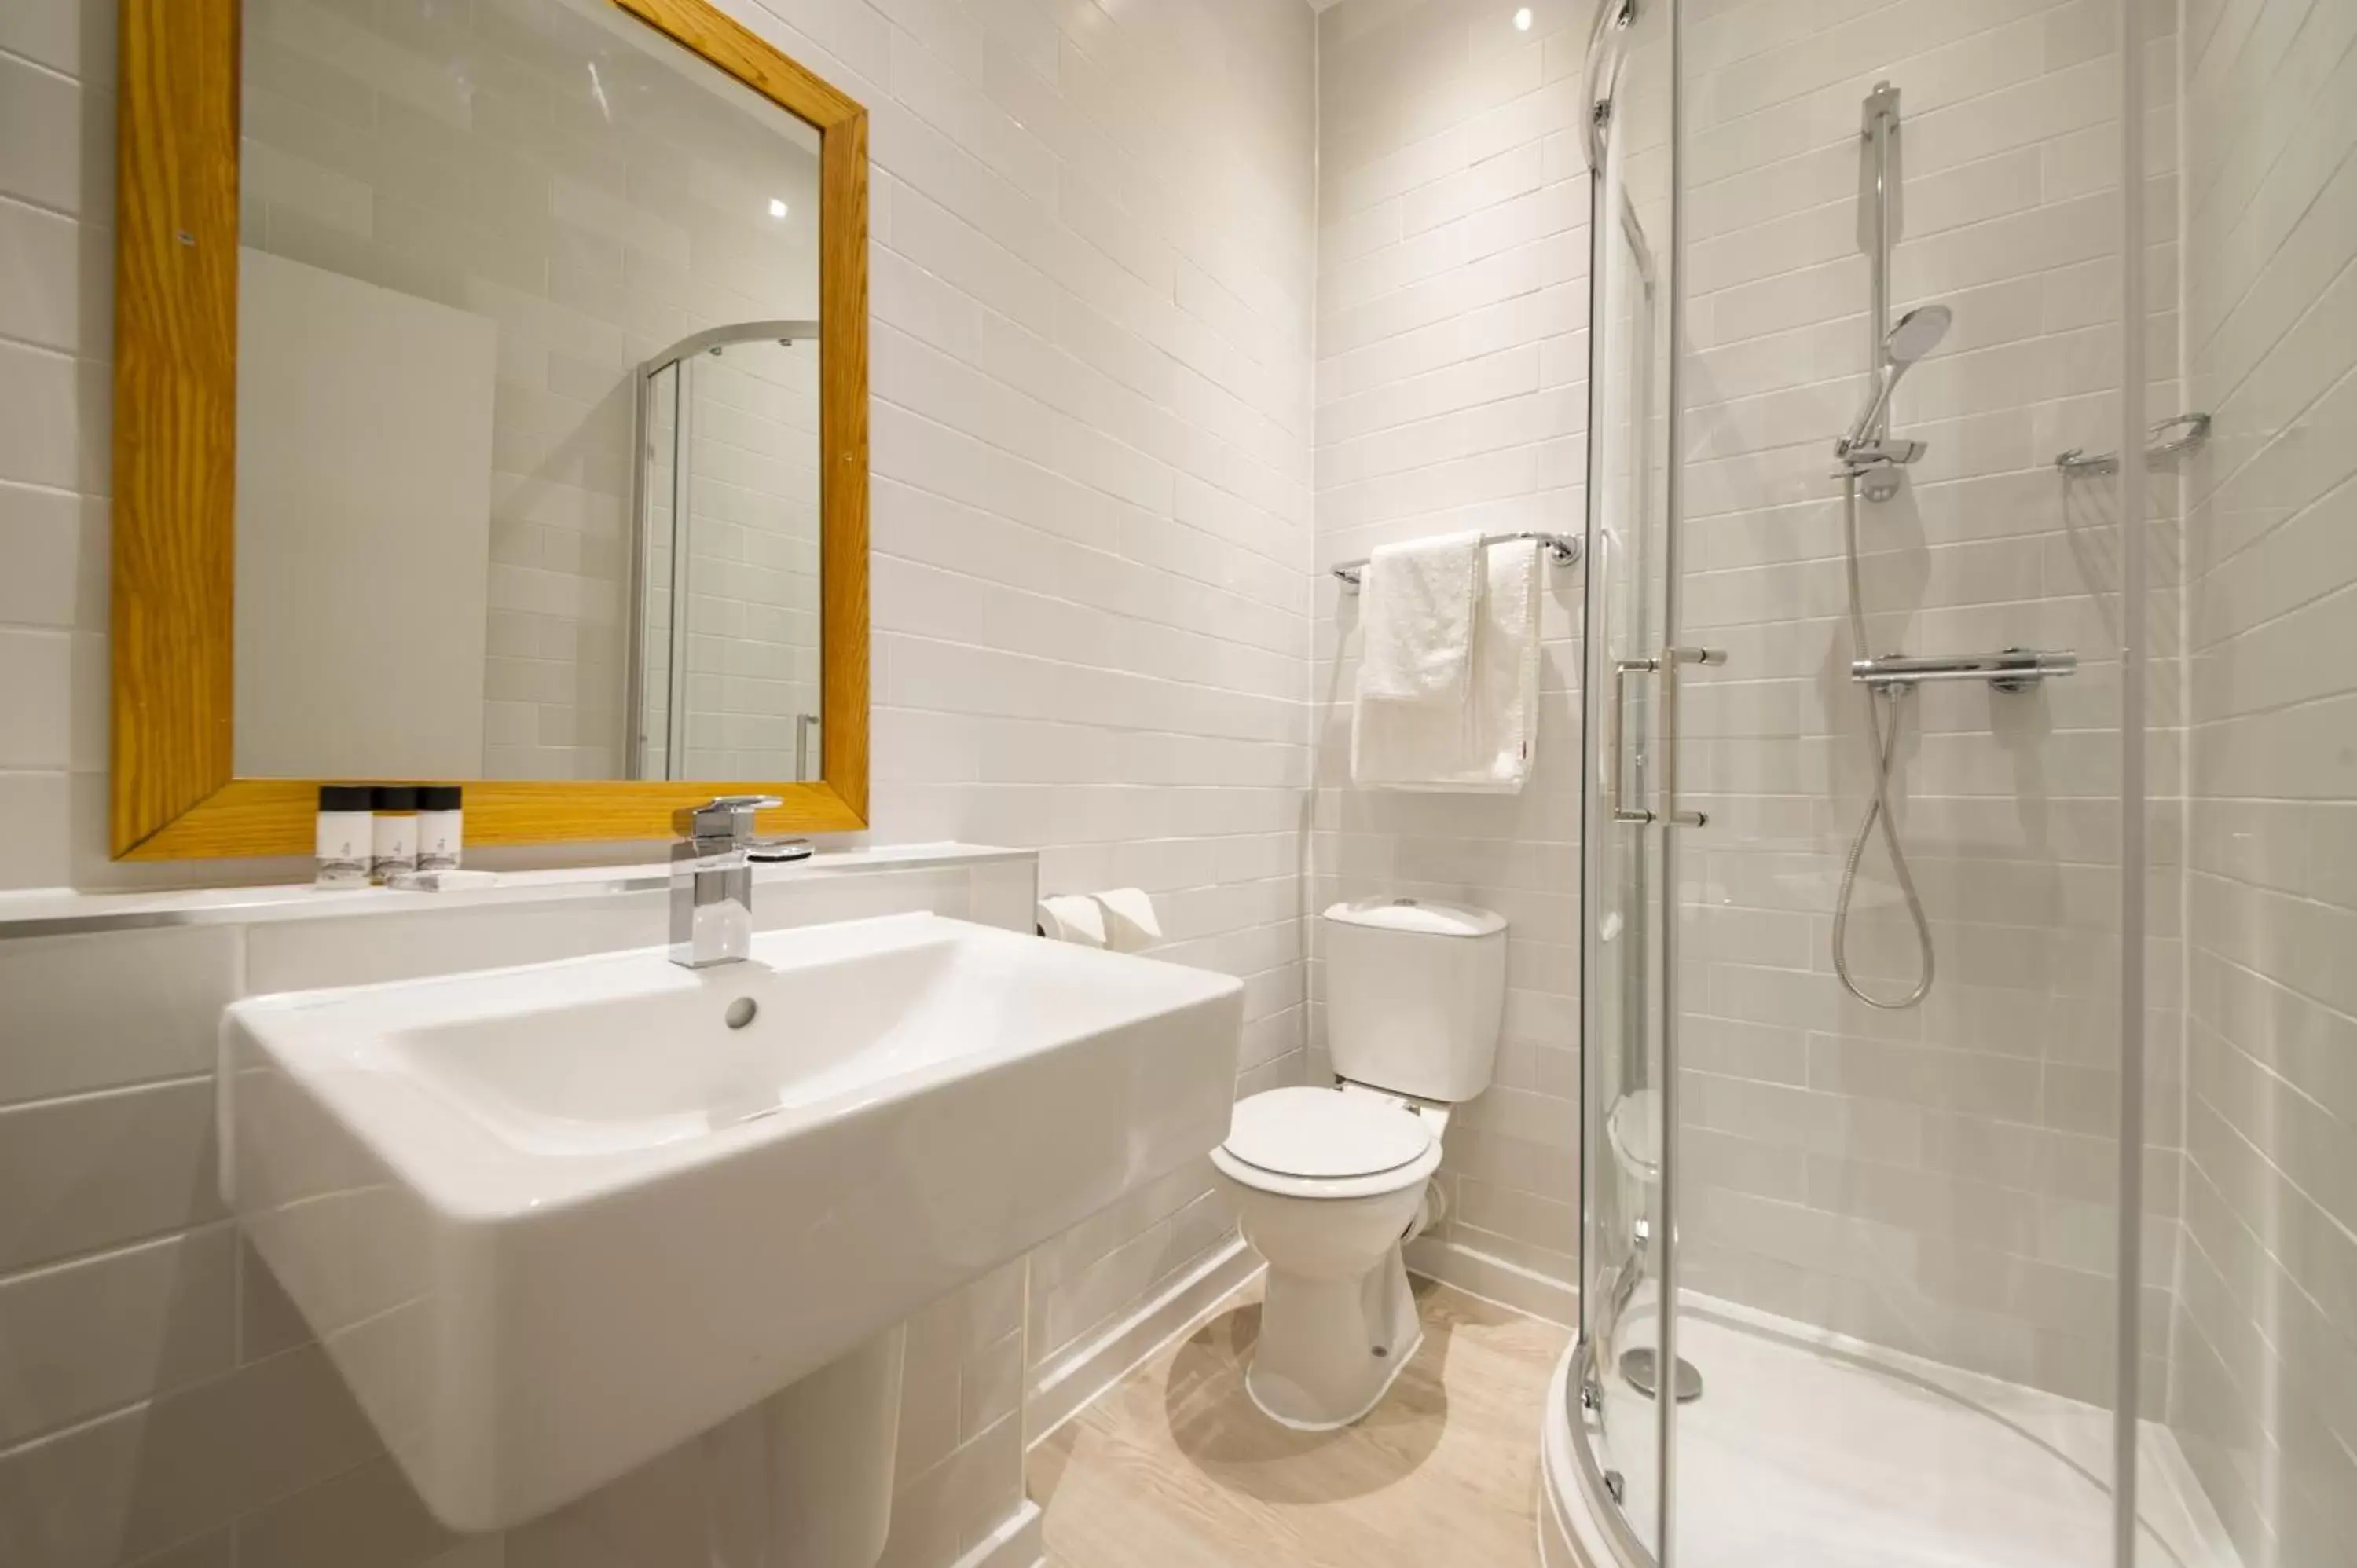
1831;473;1935;1009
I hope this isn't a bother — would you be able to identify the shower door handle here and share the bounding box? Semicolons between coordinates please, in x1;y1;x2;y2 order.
1657;646;1725;829
1609;657;1656;824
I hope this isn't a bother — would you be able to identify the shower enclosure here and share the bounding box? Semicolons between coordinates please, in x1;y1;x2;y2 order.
1545;2;2355;1566
627;321;825;782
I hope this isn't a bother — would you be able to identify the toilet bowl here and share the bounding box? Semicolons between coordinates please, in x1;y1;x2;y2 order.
1211;1086;1446;1428
1212;897;1507;1431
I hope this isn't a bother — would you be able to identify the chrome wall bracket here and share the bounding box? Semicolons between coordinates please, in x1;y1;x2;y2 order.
1831;436;1926;480
2055;412;2209;475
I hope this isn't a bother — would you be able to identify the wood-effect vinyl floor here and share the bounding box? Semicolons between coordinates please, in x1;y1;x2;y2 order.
1030;1279;1571;1568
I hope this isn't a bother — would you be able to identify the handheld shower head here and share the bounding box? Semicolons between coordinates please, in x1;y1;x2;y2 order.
1883;302;1952;366
1842;303;1952;453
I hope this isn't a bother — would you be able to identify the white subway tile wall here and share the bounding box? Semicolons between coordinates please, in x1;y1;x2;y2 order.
1310;0;1592;1321
0;0;1314;1557
1666;0;2187;1409
2172;0;2357;1559
0;0;110;892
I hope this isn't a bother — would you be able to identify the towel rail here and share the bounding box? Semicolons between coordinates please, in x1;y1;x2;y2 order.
1332;531;1582;592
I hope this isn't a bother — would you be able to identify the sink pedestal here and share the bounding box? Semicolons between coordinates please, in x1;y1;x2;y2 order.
768;1324;905;1568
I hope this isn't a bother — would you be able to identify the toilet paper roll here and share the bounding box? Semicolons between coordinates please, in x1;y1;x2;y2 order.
1091;888;1163;952
1036;894;1108;947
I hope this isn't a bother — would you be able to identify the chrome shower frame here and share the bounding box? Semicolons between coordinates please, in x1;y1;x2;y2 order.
1574;0;1702;1562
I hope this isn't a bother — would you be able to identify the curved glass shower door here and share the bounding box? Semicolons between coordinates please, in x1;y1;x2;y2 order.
1573;0;1677;1559
1558;2;2294;1566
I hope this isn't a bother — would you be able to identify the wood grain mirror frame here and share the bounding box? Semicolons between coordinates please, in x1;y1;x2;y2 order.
110;0;869;861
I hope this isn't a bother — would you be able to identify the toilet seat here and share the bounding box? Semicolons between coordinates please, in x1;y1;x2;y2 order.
1212;1087;1443;1200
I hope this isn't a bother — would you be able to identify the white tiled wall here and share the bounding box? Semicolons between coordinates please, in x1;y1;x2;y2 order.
0;0;1317;1559
838;0;1318;1384
1308;0;1593;1321
1664;0;2187;1406
2171;0;2357;1559
0;0;111;891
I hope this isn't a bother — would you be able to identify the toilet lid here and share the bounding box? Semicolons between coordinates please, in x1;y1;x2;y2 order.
1222;1088;1433;1179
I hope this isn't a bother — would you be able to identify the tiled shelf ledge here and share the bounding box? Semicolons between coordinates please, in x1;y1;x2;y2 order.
0;843;1032;939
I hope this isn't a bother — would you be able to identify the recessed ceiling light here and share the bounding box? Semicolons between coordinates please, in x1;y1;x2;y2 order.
1514;7;1533;30
768;198;788;219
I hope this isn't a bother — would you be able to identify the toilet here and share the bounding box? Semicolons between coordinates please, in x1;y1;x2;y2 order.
1211;896;1507;1430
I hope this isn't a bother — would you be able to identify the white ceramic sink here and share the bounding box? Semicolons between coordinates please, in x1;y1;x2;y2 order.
222;912;1241;1532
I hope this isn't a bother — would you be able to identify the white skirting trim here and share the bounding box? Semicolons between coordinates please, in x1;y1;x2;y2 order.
1027;1236;1262;1447
1405;1234;1577;1327
951;1500;1045;1568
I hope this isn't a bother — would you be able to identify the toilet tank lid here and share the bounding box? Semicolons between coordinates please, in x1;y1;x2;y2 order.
1322;897;1506;938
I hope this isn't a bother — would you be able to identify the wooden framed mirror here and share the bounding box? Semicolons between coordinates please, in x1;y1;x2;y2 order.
111;0;867;860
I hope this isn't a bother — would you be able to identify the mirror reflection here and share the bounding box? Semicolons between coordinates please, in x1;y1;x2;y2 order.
630;323;822;783
230;0;824;784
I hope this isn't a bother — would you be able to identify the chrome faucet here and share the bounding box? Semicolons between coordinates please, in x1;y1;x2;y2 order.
669;795;801;968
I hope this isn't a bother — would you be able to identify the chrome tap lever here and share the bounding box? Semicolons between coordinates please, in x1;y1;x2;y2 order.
674;794;783;845
670;795;781;969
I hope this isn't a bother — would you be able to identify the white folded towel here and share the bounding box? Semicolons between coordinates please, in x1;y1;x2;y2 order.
1358;531;1481;702
1350;532;1482;785
1457;536;1542;791
1351;536;1541;792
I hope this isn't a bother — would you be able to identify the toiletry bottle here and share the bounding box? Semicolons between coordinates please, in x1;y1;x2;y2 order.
372;786;419;882
416;785;464;871
316;785;374;888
